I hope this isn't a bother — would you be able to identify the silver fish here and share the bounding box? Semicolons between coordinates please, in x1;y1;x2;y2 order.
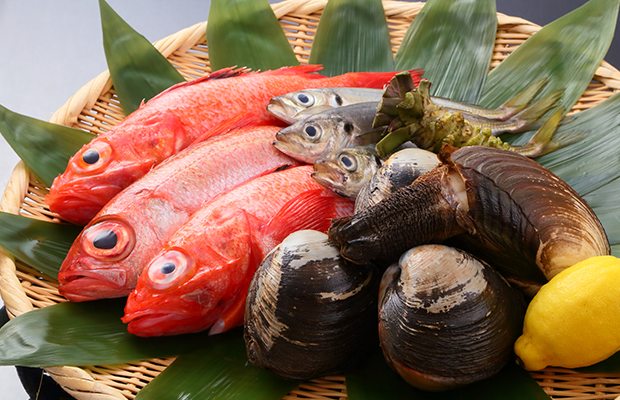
355;148;440;213
268;78;562;135
312;145;383;200
273;102;383;164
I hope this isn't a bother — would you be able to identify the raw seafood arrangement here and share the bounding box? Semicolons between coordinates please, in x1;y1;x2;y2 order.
0;0;619;399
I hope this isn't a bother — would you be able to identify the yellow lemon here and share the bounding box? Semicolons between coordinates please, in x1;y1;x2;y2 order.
514;255;620;371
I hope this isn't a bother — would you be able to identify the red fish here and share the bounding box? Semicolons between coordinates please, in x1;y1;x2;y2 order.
122;165;354;337
47;65;422;225
58;117;300;302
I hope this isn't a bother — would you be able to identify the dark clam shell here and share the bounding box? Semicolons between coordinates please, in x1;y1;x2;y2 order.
355;147;440;213
329;145;610;290
244;230;379;381
378;244;526;391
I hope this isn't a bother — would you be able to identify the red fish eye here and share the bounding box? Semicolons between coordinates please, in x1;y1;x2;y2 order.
71;140;113;174
146;249;194;290
82;218;135;262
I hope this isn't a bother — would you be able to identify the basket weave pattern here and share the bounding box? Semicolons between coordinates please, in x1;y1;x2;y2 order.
1;1;620;399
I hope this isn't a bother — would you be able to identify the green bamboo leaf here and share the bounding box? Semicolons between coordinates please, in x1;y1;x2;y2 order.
308;0;394;76
207;0;299;72
0;299;214;367
99;0;185;116
480;0;619;111
393;0;496;103
135;329;298;400
531;92;620;196
346;347;550;400
0;105;93;187
613;244;620;258
0;212;80;280
582;177;620;247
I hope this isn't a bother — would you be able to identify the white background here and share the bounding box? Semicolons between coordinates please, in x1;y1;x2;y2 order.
0;1;612;398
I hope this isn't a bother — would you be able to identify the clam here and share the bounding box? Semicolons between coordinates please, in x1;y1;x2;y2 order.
355;147;440;213
244;230;379;380
329;145;610;291
379;244;526;391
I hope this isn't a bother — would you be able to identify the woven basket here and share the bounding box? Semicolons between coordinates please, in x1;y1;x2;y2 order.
1;1;620;399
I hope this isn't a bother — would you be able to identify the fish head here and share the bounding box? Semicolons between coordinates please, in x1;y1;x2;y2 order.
123;247;233;337
267;89;339;124
58;216;138;301
46;137;157;225
312;146;383;200
273;115;358;164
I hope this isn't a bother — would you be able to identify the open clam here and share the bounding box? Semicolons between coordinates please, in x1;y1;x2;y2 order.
379;244;526;391
244;230;379;381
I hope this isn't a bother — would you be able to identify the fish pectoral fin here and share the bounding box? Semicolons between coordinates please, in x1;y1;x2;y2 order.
208;287;247;335
264;188;340;240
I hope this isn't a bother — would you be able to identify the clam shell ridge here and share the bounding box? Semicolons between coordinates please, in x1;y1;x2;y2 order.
378;244;526;391
449;146;610;281
244;230;379;381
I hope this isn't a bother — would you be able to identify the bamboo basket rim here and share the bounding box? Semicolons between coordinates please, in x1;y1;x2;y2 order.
1;1;620;399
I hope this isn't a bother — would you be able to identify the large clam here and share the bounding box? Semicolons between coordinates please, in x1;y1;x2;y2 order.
329;145;610;290
244;230;379;380
379;244;526;391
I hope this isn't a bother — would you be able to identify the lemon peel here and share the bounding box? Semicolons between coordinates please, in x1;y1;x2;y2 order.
514;255;620;371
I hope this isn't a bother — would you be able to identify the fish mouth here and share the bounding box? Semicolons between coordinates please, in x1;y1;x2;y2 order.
273;132;316;164
122;310;211;337
311;163;347;194
46;183;123;225
58;268;129;301
267;100;298;125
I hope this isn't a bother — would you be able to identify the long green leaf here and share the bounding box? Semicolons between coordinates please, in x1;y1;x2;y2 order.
135;329;298;400
0;212;80;279
0;105;93;187
532;92;620;195
308;0;394;76
207;0;299;72
99;0;185;115
346;348;550;400
480;0;619;111
582;177;620;247
0;299;215;367
393;0;496;103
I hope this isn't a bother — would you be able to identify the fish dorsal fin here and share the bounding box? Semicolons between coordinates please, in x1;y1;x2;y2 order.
258;65;324;78
264;188;342;241
190;111;267;145
147;67;252;104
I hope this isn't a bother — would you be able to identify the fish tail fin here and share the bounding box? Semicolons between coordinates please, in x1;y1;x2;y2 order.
512;107;564;157
264;188;354;241
498;77;549;119
511;88;565;127
191;111;267;145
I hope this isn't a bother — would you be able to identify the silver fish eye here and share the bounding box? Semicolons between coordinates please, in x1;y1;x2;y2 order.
296;92;315;107
303;123;322;142
339;153;358;172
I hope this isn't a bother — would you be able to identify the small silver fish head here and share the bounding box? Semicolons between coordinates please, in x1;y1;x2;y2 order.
273;116;349;164
268;90;323;124
312;146;382;200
